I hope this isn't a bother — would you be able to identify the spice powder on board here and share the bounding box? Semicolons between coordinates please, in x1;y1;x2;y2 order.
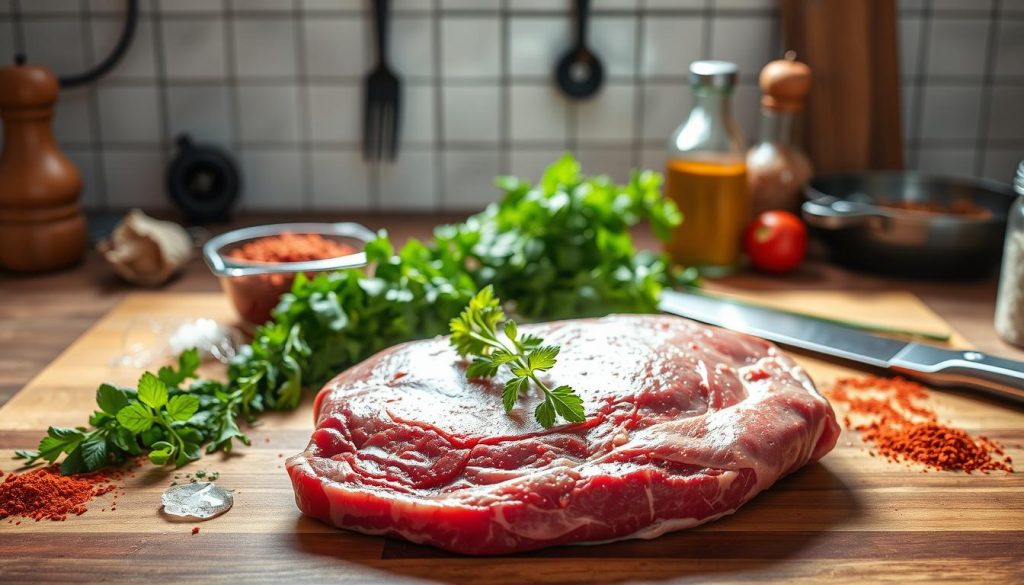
825;375;1014;473
0;465;119;522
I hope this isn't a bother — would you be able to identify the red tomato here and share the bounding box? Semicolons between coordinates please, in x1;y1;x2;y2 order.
744;211;807;273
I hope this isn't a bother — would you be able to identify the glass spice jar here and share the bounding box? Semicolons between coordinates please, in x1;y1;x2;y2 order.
746;52;813;214
995;161;1024;347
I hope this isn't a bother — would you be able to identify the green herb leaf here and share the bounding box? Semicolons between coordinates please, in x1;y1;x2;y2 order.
465;357;500;379
528;346;560;371
166;394;200;422
548;385;586;423
137;372;168;409
534;400;556;429
148;441;173;465
116;403;154;433
502;377;527;412
96;384;130;415
79;437;108;471
451;288;585;427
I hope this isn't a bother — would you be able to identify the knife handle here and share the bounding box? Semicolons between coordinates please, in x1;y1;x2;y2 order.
890;343;1024;405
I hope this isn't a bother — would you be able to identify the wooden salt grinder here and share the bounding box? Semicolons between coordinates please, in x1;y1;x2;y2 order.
0;56;87;272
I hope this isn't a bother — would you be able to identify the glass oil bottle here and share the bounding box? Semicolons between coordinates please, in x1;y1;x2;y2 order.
663;61;749;277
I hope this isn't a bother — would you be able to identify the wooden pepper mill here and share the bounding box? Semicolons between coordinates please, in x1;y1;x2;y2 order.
0;55;87;272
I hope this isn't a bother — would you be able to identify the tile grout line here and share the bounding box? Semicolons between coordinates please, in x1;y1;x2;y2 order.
10;0;24;55
701;0;713;60
150;0;172;177
223;0;244;212
432;0;445;211
79;0;108;208
293;1;313;211
972;0;1001;178
72;73;1024;88
499;0;510;176
908;0;933;169
630;2;645;169
364;2;380;212
55;136;1024;151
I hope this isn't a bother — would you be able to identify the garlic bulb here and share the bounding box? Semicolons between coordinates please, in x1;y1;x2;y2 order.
98;209;192;286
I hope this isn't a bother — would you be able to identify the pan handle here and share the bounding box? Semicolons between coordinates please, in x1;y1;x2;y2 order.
801;197;883;229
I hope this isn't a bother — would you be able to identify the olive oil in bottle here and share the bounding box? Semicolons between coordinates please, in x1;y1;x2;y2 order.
664;61;750;277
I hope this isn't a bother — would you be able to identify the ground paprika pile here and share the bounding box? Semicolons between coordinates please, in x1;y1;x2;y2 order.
0;465;118;522
826;375;1014;473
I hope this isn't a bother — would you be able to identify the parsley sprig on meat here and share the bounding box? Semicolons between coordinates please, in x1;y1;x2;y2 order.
450;286;585;428
17;154;689;473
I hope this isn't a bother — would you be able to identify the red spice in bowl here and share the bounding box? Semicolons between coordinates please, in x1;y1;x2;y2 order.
224;233;357;325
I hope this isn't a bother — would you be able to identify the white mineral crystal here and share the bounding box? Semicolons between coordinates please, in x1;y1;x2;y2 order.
162;482;234;520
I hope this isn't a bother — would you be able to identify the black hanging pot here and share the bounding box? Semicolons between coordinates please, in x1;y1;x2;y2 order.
166;135;240;225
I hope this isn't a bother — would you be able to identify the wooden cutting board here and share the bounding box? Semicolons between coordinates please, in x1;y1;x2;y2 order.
0;293;1021;584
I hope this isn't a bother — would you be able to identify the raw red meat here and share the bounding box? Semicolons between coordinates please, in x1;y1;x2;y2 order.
287;315;840;555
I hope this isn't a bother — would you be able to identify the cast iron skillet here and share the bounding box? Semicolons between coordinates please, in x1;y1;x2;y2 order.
802;172;1015;279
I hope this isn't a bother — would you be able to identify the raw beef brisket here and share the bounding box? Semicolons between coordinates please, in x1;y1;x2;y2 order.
287;314;840;554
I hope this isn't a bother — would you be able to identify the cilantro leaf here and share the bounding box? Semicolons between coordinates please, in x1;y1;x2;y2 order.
96;384;130;415
116;403;154;433
548;385;586;423
137;372;168;409
451;288;586;428
166;394;200;422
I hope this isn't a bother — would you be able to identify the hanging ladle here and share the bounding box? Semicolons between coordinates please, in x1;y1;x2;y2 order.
554;0;604;100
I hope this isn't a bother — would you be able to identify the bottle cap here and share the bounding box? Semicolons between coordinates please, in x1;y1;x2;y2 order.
759;51;811;112
689;60;738;90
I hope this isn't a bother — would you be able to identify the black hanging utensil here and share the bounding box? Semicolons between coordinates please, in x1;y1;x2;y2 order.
166;135;240;225
554;0;604;100
362;0;401;162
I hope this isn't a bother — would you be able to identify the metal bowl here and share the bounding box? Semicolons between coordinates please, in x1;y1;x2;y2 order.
802;172;1015;279
203;222;375;325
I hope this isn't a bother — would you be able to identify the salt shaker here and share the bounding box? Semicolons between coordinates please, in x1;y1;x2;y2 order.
994;161;1024;346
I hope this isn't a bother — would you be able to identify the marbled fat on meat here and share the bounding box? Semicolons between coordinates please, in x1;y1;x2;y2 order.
287;315;840;554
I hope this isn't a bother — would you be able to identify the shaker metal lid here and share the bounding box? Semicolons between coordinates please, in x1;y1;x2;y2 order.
1016;160;1024;195
689;60;739;89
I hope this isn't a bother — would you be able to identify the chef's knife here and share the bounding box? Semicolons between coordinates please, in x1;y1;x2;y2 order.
659;289;1024;405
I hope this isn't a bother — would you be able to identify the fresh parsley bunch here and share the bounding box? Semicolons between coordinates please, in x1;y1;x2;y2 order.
19;153;688;474
438;153;687;319
449;286;585;428
16;349;249;473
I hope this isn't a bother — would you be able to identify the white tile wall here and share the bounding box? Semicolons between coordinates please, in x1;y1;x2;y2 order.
236;84;302;143
303;17;365;78
306;83;361;143
166;84;235;144
160;17;228;79
232;17;298;79
0;0;1019;213
442;85;500;144
239;149;305;210
443;148;502;209
925;18;990;79
310;149;370;210
97;85;162;143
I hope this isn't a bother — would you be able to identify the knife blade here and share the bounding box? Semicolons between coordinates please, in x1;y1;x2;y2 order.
659;289;1024;405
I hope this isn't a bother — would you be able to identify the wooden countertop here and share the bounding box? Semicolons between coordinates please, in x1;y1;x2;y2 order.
1;212;1022;584
2;212;1020;409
